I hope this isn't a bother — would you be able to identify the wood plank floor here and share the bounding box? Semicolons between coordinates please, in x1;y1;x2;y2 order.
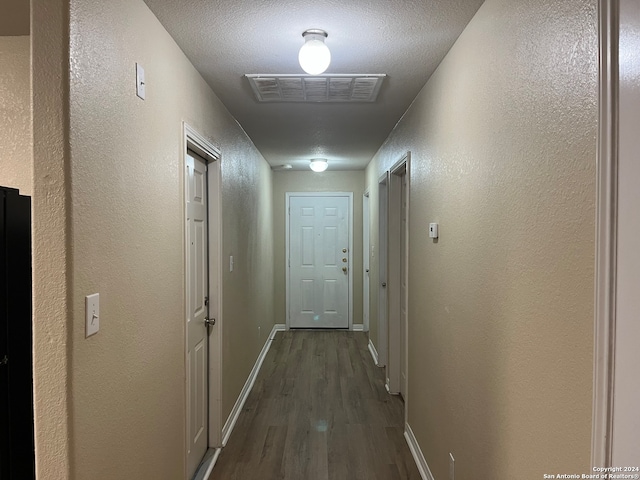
210;330;422;480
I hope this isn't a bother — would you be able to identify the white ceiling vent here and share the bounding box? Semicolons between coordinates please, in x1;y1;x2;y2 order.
246;74;386;103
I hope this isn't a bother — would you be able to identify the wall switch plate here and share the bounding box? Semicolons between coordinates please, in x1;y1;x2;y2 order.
449;453;455;480
136;63;145;100
230;255;234;272
85;293;100;337
429;223;439;239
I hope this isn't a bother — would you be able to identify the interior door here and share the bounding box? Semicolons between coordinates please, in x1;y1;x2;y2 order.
399;170;408;399
363;192;370;332
186;152;208;478
289;195;350;329
378;174;389;367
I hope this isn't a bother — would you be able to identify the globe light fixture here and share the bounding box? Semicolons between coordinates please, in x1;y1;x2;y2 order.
309;158;329;172
298;29;331;75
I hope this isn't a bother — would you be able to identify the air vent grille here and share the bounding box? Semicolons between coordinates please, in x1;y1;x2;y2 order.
246;74;386;103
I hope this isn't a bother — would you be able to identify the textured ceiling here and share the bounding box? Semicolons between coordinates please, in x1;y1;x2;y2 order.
143;0;485;170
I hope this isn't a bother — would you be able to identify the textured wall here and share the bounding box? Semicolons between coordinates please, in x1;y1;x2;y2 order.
0;0;30;36
272;170;364;326
221;144;274;422
0;36;31;195
613;0;640;463
365;0;597;477
32;0;72;477
32;0;274;478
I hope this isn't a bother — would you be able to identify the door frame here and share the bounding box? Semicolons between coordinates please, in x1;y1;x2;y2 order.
378;173;389;369
591;0;617;468
387;153;410;396
285;192;354;330
183;124;223;470
363;190;371;332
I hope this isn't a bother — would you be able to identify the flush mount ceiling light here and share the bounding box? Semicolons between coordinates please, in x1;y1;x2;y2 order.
309;158;328;172
299;29;330;75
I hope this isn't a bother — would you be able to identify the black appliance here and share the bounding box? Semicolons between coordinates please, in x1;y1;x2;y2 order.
0;186;34;479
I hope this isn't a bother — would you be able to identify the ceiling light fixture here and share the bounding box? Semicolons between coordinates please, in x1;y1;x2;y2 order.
309;158;328;172
299;29;330;75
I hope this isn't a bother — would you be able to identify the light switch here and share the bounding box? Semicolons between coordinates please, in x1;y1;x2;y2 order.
230;255;234;272
429;223;439;239
85;293;100;338
136;63;145;100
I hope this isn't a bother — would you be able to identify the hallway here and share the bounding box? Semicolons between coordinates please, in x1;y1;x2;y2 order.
210;331;421;480
4;0;617;477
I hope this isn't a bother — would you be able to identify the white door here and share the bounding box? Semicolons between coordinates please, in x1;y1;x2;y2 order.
288;195;350;329
186;152;208;478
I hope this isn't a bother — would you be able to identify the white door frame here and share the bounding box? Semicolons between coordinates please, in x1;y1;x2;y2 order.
363;190;371;332
183;124;223;466
591;0;617;467
592;0;640;466
285;192;354;330
387;153;410;396
378;173;389;369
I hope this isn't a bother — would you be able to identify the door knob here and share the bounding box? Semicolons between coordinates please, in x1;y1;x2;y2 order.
342;258;348;263
204;317;216;327
382;282;387;287
342;267;348;273
342;248;347;253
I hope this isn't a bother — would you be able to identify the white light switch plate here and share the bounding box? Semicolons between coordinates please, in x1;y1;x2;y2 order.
230;255;234;272
85;293;100;337
136;63;145;100
429;223;439;239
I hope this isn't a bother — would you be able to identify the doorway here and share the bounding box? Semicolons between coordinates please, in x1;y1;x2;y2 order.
363;191;371;332
184;124;222;480
387;154;410;398
378;174;389;369
185;150;209;479
286;193;353;329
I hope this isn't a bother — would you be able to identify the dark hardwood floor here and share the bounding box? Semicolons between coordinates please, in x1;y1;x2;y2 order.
210;330;422;480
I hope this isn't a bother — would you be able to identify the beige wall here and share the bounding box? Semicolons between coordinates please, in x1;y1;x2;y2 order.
0;36;31;195
32;0;274;478
32;0;72;476
613;0;640;463
0;0;30;36
273;170;364;326
365;0;597;477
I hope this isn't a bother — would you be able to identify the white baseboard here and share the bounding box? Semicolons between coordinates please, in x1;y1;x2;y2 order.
200;448;221;480
404;423;435;480
368;339;379;365
352;323;364;331
221;323;285;445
